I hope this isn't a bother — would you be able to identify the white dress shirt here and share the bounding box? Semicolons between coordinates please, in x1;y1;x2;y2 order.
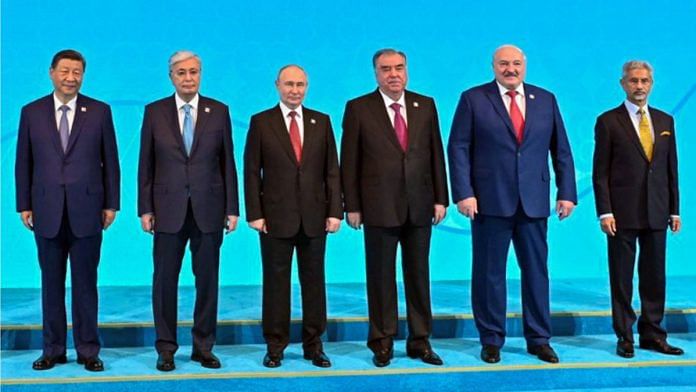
624;99;654;142
279;102;304;145
175;93;199;134
53;93;77;133
379;89;408;127
496;81;526;118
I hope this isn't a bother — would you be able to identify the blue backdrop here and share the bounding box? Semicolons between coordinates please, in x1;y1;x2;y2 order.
2;0;694;288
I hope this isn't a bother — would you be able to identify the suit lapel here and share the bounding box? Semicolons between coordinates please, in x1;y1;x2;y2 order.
300;108;317;167
368;90;403;152
649;106;668;160
617;104;650;162
404;91;420;154
65;94;87;155
164;95;188;157
270;105;300;165
484;81;517;142
520;86;536;145
44;95;65;157
189;96;211;157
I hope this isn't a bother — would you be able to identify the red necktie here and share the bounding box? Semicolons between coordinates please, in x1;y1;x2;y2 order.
506;90;525;144
390;102;408;151
289;111;302;165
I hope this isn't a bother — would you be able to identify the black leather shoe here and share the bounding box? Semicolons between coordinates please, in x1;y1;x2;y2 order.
480;345;500;363
407;348;443;366
527;344;559;363
191;350;221;369
616;338;635;358
263;352;283;368
156;351;175;372
32;354;67;370
77;355;104;372
372;349;393;367
304;351;331;368
639;338;684;355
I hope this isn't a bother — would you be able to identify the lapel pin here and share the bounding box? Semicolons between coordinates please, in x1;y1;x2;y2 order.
660;131;671;136
310;118;316;124
413;101;419;108
529;94;535;100
204;107;210;113
81;106;87;112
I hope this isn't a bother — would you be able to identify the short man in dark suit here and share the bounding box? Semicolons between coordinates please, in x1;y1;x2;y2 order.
244;65;342;368
341;49;449;367
448;45;577;364
592;60;682;358
138;50;239;371
15;49;120;372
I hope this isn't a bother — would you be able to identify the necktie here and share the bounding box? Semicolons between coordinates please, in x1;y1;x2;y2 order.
638;108;653;161
183;103;193;155
58;105;70;152
390;102;408;151
506;90;525;144
289;111;302;164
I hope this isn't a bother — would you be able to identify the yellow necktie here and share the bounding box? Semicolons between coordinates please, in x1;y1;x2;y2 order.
638;108;653;161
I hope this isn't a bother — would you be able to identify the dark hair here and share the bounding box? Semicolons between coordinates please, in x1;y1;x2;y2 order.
51;49;86;71
372;48;407;68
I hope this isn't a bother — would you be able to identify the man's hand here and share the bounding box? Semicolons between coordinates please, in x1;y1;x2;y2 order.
20;210;33;231
325;217;341;233
670;216;682;233
556;200;575;221
347;212;362;230
102;210;116;230
226;215;239;234
140;213;155;234
600;216;616;236
456;197;478;220
433;204;446;225
249;218;268;234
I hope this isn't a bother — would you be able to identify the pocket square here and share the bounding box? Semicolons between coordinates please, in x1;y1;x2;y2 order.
660;131;671;136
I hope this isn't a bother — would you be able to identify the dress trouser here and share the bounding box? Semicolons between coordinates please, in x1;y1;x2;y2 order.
260;226;327;355
471;206;551;348
152;201;223;353
364;219;433;354
607;228;667;343
35;203;102;358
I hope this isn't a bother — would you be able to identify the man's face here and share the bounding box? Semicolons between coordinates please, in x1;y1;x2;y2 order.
621;68;653;105
493;47;526;90
49;59;84;101
375;53;408;98
170;57;201;99
276;66;307;109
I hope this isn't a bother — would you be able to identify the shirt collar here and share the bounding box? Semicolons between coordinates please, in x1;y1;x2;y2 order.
175;93;199;111
279;101;303;119
496;81;525;98
53;93;77;112
379;88;406;108
624;99;649;116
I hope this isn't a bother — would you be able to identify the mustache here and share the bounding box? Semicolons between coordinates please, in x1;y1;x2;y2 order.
503;71;519;77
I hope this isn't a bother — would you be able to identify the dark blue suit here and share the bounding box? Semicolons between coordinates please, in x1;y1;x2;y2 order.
448;81;576;348
15;93;120;358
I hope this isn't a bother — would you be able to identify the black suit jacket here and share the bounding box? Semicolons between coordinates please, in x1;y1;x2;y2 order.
341;89;449;227
138;94;239;233
244;105;342;238
592;104;679;230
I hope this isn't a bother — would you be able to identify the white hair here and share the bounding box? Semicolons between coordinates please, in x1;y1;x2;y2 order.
168;50;201;71
492;44;527;63
622;60;653;79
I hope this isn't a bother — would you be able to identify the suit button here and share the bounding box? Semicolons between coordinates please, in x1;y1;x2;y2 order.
517;152;521;157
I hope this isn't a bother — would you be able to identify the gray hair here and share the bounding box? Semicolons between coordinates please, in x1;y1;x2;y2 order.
492;44;527;63
372;48;407;68
622;60;653;79
168;50;201;71
276;64;308;82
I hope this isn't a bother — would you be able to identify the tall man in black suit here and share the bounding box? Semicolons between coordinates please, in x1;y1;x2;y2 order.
593;60;682;358
138;50;239;371
15;49;120;372
341;49;449;367
244;65;342;368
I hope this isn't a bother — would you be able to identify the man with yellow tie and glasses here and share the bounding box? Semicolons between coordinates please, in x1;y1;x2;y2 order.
592;60;682;359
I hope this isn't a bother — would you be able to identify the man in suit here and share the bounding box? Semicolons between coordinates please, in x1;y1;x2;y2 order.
448;45;577;364
592;60;682;358
15;49;120;372
341;49;449;368
138;50;239;371
244;65;342;368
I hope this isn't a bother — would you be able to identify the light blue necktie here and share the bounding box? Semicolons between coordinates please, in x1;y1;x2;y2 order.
58;105;70;152
183;103;194;155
